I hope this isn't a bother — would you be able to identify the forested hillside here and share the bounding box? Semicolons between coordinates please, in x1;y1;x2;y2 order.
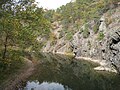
42;0;120;73
44;0;119;41
0;0;120;88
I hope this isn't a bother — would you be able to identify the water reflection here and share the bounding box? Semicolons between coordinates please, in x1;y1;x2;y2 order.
24;81;71;90
23;53;120;90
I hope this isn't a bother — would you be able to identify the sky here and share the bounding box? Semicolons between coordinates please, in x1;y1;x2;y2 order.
35;0;72;9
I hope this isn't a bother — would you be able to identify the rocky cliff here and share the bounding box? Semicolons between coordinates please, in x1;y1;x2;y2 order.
41;6;120;73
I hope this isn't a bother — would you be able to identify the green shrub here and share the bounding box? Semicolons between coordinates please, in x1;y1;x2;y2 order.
97;32;104;40
93;24;99;34
80;28;83;33
83;24;90;38
66;32;73;40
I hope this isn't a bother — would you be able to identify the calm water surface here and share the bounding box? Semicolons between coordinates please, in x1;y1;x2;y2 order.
23;53;120;90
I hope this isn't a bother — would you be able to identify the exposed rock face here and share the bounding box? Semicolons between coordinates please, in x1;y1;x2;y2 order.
102;6;120;73
104;29;120;73
42;6;120;73
72;20;105;60
99;16;107;32
72;7;120;73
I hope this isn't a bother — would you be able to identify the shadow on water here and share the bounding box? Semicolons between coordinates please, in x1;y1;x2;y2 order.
23;52;120;90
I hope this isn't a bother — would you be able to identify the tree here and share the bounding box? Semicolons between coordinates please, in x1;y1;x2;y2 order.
0;0;50;62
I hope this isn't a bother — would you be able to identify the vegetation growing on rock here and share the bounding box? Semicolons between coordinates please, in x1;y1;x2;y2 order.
0;0;120;86
97;32;105;40
83;24;90;38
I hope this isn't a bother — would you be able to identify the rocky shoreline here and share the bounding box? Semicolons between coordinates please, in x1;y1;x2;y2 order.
43;51;117;73
42;6;120;74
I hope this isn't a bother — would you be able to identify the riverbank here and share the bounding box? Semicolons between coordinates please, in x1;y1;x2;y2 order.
0;58;36;90
43;51;117;73
22;52;120;90
0;52;118;90
75;56;117;73
0;52;119;90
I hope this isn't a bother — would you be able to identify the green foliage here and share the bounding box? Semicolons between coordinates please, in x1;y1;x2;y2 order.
51;0;119;32
0;0;119;82
97;32;105;40
93;24;99;34
0;48;24;69
0;0;51;72
0;50;24;84
66;32;73;40
83;24;90;38
44;10;55;22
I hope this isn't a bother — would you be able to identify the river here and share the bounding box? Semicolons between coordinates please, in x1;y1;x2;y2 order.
21;53;120;90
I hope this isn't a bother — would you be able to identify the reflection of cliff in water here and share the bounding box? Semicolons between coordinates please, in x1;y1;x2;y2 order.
23;53;120;90
24;81;71;90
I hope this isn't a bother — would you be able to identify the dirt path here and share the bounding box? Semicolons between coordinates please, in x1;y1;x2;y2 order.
1;58;36;90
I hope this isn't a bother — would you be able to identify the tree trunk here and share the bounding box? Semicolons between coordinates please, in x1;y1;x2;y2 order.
2;35;8;60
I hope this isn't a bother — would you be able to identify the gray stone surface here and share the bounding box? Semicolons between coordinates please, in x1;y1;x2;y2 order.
42;6;120;73
104;29;120;73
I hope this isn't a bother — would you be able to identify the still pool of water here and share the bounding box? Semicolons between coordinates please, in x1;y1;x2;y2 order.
24;81;71;90
23;53;120;90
